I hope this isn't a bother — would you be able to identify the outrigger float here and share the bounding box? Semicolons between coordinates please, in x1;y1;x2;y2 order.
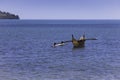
53;34;97;48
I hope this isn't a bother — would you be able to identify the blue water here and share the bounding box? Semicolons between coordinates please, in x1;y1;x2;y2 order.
0;20;120;80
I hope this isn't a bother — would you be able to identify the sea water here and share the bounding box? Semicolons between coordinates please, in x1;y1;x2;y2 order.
0;20;120;80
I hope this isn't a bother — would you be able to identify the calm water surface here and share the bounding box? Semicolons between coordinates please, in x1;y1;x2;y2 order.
0;20;120;80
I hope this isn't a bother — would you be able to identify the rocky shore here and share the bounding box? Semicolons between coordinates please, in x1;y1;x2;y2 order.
0;11;20;19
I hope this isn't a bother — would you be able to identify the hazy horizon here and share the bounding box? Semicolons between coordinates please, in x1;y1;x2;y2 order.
0;0;120;19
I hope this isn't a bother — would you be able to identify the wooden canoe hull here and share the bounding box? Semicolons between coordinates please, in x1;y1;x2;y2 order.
72;35;85;48
72;40;85;48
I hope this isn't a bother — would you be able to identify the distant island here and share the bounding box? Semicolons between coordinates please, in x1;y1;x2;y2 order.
0;11;20;19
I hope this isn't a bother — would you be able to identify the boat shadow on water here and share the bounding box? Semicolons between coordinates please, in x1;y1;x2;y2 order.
72;46;85;51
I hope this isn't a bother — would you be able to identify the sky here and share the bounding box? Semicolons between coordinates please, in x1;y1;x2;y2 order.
0;0;120;19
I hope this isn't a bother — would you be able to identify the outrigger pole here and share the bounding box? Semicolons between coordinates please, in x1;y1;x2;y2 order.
54;38;97;45
61;38;97;43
